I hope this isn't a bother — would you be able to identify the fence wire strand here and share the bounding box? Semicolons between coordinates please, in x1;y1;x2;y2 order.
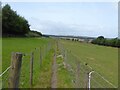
58;41;117;88
2;41;52;88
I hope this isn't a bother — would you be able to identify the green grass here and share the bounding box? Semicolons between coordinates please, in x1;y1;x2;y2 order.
33;49;54;88
1;38;118;88
60;40;118;87
56;55;74;88
2;38;50;71
2;37;54;88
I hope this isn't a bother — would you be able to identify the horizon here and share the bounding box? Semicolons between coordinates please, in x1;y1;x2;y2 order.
42;34;119;39
2;2;118;38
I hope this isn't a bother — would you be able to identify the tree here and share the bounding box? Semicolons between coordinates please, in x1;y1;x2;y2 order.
92;36;120;48
2;4;30;36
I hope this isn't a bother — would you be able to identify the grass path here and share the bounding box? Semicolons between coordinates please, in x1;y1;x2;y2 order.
33;49;54;88
51;53;57;88
56;41;74;88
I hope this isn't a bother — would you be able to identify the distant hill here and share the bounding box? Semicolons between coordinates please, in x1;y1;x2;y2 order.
44;34;95;39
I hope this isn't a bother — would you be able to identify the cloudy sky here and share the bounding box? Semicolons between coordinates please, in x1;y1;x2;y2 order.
3;1;118;38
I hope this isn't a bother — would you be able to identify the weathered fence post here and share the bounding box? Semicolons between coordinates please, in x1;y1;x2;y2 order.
64;50;67;68
30;52;34;87
75;63;80;88
57;41;58;51
46;44;48;54
9;52;23;88
40;47;42;66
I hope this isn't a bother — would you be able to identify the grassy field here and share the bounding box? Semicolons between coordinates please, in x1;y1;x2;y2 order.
2;37;54;88
60;40;118;87
1;38;118;88
2;38;51;71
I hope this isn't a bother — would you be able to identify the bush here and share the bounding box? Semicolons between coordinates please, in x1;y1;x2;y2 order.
91;36;120;48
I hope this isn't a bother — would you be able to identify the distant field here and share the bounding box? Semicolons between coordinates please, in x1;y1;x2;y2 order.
60;40;118;87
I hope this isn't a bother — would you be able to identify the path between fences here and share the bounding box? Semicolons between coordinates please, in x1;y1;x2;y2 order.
1;40;117;88
51;53;57;88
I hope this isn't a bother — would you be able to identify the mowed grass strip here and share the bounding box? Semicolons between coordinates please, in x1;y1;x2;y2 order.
56;56;74;88
33;49;54;88
56;46;74;88
60;40;118;87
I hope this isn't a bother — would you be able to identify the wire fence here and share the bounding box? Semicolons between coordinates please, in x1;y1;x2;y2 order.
58;40;117;88
1;39;117;88
1;41;52;88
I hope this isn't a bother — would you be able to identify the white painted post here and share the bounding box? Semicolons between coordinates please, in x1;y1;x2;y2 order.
88;71;94;90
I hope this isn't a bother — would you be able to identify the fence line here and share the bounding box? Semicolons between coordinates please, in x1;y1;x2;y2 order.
2;40;117;88
2;41;53;88
94;71;116;88
91;77;104;88
86;64;117;88
9;52;23;88
30;52;34;87
58;41;117;88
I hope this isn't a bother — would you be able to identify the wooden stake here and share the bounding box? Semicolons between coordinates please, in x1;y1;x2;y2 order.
9;52;23;88
30;52;34;87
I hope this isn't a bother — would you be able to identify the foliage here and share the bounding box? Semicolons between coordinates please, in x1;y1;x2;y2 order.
25;30;42;37
2;4;30;36
92;36;120;48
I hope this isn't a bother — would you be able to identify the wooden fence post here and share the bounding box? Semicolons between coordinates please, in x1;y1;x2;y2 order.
40;47;42;66
9;52;23;88
57;41;58;51
30;52;34;87
64;50;67;69
75;63;80;88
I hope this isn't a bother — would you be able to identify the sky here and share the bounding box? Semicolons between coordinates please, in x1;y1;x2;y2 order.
2;1;118;38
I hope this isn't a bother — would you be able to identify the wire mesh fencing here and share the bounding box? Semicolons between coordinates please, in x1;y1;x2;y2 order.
58;41;117;88
1;41;53;88
20;42;53;88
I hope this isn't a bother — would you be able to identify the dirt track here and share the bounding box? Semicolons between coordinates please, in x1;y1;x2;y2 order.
51;53;57;88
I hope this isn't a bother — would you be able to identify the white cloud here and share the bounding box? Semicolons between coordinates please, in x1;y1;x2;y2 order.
28;17;117;37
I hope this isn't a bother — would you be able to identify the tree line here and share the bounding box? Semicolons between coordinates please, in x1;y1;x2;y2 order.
2;4;42;37
91;36;120;48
